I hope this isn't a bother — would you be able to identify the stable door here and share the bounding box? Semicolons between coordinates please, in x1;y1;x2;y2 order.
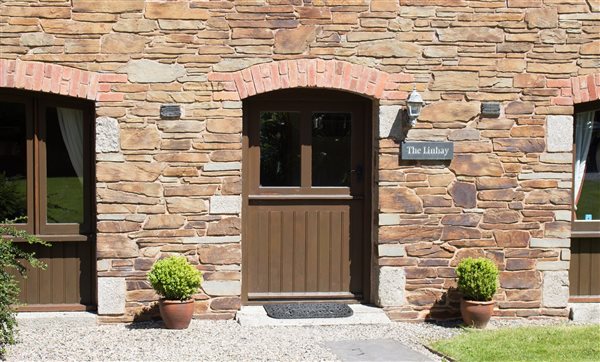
243;90;371;302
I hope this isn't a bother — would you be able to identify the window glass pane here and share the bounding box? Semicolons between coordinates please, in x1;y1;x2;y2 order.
0;102;27;222
260;112;301;187
46;107;84;224
312;112;351;187
576;111;600;220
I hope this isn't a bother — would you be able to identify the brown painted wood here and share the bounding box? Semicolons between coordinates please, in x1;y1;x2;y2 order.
243;89;372;302
570;238;600;296
14;241;93;306
1;90;95;309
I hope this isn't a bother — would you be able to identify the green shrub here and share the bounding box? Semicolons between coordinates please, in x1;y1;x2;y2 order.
147;256;202;301
456;257;499;302
0;219;48;357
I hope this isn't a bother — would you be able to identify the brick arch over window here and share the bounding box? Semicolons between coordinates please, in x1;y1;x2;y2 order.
552;73;600;106
0;59;126;102
208;59;414;101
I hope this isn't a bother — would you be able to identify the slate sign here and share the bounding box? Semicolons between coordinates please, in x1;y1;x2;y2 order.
160;104;181;119
402;142;454;160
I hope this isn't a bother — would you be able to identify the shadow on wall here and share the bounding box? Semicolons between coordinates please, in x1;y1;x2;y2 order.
427;287;462;321
130;302;161;324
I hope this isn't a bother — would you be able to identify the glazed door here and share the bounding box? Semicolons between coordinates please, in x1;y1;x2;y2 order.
243;90;371;301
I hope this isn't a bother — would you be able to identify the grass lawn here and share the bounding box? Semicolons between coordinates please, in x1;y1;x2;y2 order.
430;325;600;362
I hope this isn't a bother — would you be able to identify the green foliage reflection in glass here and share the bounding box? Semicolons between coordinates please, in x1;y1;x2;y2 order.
456;257;499;302
148;256;202;301
0;219;48;357
0;172;26;221
259;112;301;186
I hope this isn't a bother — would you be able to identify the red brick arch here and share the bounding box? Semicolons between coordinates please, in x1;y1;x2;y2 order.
208;59;414;101
551;72;600;106
0;59;126;102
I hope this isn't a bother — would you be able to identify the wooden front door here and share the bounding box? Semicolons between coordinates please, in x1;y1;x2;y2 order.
242;89;371;302
0;90;95;311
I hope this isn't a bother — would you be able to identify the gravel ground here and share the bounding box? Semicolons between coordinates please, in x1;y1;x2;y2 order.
6;315;574;361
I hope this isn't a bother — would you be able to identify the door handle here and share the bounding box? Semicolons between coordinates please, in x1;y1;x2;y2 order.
351;165;364;182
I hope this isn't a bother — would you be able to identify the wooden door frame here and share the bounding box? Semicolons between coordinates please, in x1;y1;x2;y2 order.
241;89;373;304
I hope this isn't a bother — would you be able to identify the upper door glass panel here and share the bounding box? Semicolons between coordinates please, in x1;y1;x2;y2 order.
312;112;352;187
260;111;301;187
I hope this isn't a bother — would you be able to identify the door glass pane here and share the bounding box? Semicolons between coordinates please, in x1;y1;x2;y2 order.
312;112;352;187
0;102;27;222
46;107;84;224
260;111;301;186
576;110;600;220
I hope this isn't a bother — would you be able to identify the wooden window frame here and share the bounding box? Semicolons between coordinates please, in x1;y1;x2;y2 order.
0;90;94;240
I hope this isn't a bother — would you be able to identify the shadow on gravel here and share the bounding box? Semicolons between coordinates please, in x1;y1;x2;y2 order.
126;320;165;330
125;303;164;329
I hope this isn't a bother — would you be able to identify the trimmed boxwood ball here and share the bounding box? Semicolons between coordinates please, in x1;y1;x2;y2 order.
148;256;202;301
456;257;499;302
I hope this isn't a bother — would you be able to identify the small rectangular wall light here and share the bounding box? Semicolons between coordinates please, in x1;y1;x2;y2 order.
160;104;181;119
481;102;500;118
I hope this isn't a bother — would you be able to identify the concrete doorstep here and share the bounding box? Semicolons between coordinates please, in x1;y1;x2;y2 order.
236;304;392;327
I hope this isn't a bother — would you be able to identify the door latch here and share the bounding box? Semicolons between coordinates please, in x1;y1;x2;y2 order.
351;165;364;182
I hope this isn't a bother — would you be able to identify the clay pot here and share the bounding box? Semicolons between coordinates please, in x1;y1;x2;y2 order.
460;299;494;329
158;299;194;329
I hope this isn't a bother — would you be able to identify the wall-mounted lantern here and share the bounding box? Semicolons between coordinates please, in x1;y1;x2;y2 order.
406;87;425;127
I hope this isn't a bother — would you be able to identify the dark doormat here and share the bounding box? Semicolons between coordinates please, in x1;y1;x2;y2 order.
264;303;353;319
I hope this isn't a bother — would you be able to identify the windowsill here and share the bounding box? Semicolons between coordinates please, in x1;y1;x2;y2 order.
9;234;91;242
572;220;600;238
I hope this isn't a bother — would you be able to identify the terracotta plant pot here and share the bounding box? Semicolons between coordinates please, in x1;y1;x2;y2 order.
158;299;195;329
460;299;494;329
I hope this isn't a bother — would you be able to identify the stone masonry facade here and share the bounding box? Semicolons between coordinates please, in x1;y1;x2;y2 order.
1;0;599;321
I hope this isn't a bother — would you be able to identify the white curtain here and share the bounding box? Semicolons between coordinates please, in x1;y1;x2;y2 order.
574;111;595;208
56;107;84;183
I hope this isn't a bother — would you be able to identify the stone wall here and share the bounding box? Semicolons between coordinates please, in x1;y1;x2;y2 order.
1;0;598;321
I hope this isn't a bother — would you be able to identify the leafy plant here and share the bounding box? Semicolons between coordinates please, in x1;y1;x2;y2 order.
0;219;48;357
147;256;202;301
456;257;499;302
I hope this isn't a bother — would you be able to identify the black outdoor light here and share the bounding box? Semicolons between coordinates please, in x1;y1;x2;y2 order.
406;86;425;127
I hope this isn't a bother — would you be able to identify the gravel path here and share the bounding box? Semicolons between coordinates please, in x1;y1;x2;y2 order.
6;314;573;361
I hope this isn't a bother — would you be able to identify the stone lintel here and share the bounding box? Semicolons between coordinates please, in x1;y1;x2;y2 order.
210;196;242;214
379;213;400;226
537;260;570;271
530;238;570;248
378;244;406;257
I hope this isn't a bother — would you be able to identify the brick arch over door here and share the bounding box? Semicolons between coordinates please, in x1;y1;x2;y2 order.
0;59;126;102
207;59;414;101
552;73;600;105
